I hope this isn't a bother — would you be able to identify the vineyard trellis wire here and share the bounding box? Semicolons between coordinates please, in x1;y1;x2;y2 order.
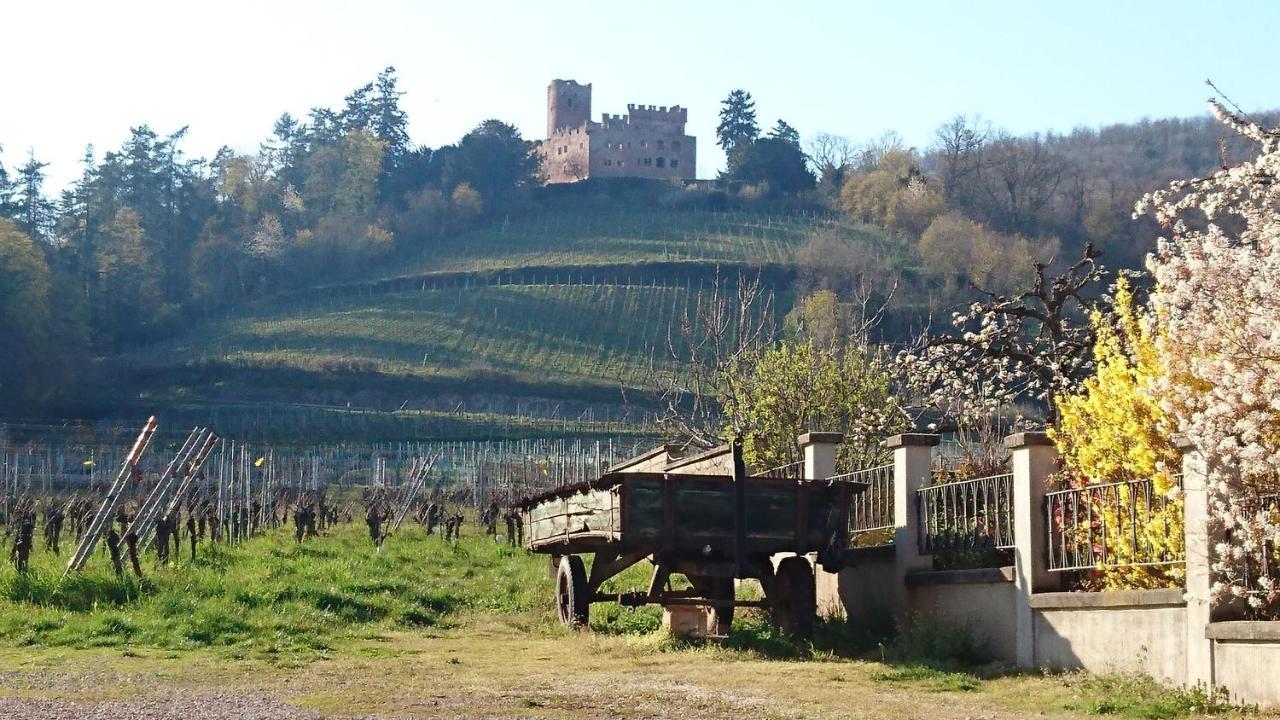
3;418;655;576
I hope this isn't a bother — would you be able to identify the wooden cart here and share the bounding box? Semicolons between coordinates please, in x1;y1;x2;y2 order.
518;461;862;636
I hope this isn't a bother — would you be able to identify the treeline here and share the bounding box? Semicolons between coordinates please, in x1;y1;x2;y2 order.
0;67;540;413
706;85;1277;320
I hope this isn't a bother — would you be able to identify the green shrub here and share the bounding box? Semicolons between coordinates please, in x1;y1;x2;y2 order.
1063;673;1246;719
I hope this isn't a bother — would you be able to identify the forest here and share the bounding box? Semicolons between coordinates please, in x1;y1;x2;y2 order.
0;68;1270;418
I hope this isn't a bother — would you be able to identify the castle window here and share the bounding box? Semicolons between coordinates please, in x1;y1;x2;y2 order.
644;158;652;166
657;140;665;149
670;159;679;169
641;140;648;148
617;160;624;167
604;159;612;166
656;157;665;168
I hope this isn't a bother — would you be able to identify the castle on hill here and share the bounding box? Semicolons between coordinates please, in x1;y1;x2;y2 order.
541;79;696;184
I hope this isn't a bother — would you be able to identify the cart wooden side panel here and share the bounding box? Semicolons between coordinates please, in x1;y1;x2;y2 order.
523;472;854;557
621;474;846;555
525;483;621;548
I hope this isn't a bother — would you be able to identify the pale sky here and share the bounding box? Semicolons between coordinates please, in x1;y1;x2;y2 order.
5;0;1280;192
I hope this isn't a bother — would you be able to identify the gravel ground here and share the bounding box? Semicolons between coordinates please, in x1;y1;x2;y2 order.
0;691;335;720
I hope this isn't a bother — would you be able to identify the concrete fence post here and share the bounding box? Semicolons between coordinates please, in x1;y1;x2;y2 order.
1007;431;1060;667
799;432;843;481
1177;435;1215;689
885;433;938;620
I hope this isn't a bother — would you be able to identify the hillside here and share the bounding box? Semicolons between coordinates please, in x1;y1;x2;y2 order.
100;207;879;441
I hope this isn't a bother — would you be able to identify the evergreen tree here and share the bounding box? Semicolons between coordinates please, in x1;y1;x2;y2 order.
94;207;161;348
370;66;410;158
0;146;14;219
727;137;816;193
0;219;54;410
438;120;540;205
716;89;759;153
769;119;801;148
14;151;57;242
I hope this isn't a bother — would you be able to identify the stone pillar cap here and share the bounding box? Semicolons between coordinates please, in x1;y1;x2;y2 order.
1002;431;1053;449
882;433;940;449
798;431;843;446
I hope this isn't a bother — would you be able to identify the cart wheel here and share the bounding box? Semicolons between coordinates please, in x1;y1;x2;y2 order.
556;555;590;628
770;556;815;638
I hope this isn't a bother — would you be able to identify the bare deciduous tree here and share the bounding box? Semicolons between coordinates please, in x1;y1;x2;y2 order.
806;132;856;188
931;114;990;205
976;132;1070;235
654;270;776;448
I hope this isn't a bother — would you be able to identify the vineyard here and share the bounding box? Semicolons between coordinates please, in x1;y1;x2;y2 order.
394;209;840;274
122;284;718;392
0;418;658;661
94;208;849;441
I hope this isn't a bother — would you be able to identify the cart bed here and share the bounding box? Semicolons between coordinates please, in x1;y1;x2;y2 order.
521;471;857;557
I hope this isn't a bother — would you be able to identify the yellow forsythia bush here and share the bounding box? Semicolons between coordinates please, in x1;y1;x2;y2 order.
1050;278;1184;590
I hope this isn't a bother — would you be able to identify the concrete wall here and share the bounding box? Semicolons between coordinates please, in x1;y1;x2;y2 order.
1208;622;1280;707
1031;590;1188;685
806;431;1280;707
608;444;682;474
663;445;734;475
816;546;895;619
908;568;1018;662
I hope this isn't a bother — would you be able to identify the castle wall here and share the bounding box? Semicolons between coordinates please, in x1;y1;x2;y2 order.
586;121;695;181
542;81;696;184
543;126;592;184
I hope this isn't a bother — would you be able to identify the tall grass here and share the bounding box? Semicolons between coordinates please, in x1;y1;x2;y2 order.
0;526;553;663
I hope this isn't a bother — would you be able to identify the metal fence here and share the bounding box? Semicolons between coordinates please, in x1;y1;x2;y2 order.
1228;492;1279;597
833;463;894;535
1044;477;1184;572
917;473;1015;558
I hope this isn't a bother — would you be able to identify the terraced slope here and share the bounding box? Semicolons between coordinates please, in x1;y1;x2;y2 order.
402;209;823;272
104;209;887;441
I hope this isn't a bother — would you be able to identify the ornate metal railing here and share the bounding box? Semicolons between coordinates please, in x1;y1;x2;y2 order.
917;473;1015;560
1227;491;1279;596
832;463;894;535
1044;477;1184;572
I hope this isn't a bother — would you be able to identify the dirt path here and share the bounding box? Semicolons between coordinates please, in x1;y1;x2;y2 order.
0;621;1240;719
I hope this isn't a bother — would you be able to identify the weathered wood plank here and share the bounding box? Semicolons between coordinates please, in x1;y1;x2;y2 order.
525;472;851;555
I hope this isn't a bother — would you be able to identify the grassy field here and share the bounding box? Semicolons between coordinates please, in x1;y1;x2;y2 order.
0;525;1257;719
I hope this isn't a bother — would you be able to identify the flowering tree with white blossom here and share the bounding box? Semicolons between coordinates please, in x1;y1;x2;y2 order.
894;246;1106;473
1138;97;1280;615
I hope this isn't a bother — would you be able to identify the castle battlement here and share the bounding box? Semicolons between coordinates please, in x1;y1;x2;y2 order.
543;79;695;185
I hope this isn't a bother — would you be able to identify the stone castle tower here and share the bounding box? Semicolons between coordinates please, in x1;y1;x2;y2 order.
542;79;696;184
